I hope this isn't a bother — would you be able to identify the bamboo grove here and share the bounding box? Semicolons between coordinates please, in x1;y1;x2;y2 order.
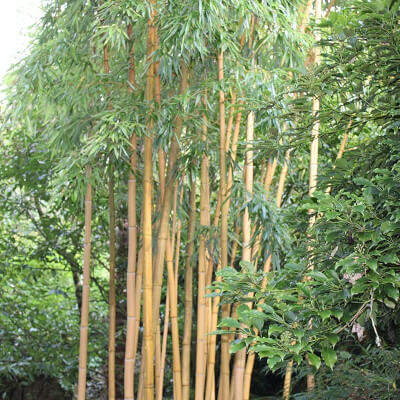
4;0;400;399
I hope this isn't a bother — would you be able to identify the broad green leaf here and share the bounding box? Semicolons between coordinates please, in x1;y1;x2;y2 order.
327;334;340;347
307;353;321;370
230;340;246;354
353;177;372;186
331;309;343;320
318;310;331;321
219;317;241;329
380;253;399;264
384;298;396;309
366;259;378;272
293;328;305;340
268;324;285;337
289;343;302;354
267;356;281;370
384;285;399;302
308;271;327;281
321;347;337;369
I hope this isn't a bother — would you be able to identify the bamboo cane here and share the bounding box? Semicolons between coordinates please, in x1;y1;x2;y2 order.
264;156;278;199
137;350;145;400
196;94;210;400
182;179;196;400
166;229;183;400
217;49;232;400
152;64;188;355
171;182;179;263
101;37;117;400
173;183;183;301
143;5;156;398
298;0;313;33
152;27;164;399
212;99;243;400
156;288;170;400
225;92;237;153
77;166;92;400
276;149;292;208
325;0;336;18
108;166;116;400
133;247;143;373
124;22;138;400
305;0;321;393
233;112;254;400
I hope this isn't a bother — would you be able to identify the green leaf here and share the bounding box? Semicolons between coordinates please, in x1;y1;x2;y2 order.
307;353;321;370
240;260;254;273
384;286;399;302
381;221;395;233
384;298;396;309
236;304;250;317
327;230;340;242
308;271;327;281
318;310;331;321
259;304;275;314
321;347;337;369
285;263;304;271
293;328;305;340
327;334;340;347
366;259;378;272
297;283;311;297
267;356;281;370
353;204;366;214
353;177;373;186
230;340;246;354
252;316;264;332
352;283;368;295
379;253;399;264
331;309;343;320
289;343;302;354
219;317;242;329
268;324;285;337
